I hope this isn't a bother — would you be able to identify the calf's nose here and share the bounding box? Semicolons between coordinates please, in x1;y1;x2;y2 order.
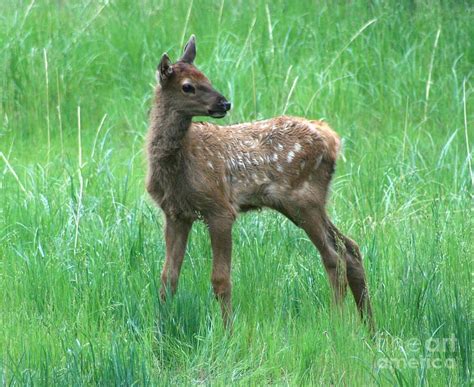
222;101;231;111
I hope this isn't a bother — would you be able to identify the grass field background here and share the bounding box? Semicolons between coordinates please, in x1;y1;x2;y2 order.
1;0;472;385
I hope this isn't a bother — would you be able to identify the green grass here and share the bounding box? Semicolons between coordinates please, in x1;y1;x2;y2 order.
1;0;472;385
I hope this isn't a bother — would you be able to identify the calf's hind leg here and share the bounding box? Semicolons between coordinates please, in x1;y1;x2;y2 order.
328;220;375;332
287;206;374;331
296;208;348;305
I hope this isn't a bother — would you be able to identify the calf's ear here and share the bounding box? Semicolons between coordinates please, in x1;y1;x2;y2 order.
180;34;196;64
157;53;173;83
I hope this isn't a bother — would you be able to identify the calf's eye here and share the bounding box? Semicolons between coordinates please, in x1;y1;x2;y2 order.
182;84;195;93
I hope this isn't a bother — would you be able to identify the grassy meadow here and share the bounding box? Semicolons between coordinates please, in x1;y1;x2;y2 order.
0;0;472;385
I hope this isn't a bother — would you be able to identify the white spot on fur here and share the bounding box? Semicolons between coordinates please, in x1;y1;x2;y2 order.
294;143;302;152
276;164;284;172
287;151;295;163
242;139;256;147
227;159;238;170
207;161;214;170
298;181;311;193
272;153;278;162
266;183;281;197
277;143;284;151
314;155;323;169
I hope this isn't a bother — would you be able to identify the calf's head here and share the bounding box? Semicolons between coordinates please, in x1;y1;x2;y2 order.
157;35;231;118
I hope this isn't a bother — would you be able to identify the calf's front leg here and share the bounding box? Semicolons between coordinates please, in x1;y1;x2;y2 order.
160;216;193;301
207;216;234;331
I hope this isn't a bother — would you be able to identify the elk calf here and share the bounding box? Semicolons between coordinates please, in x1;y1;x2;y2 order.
146;35;374;332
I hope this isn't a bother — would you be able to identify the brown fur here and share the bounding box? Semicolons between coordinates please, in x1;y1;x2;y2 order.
146;36;374;332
